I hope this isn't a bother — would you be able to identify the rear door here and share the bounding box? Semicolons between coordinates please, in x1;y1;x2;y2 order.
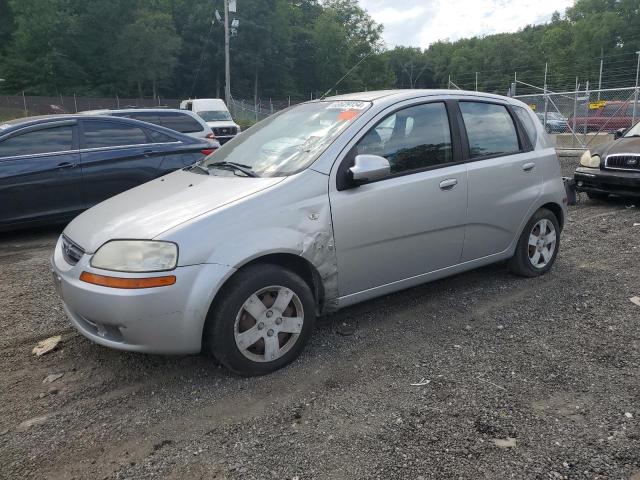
78;119;170;207
458;100;542;261
0;121;83;226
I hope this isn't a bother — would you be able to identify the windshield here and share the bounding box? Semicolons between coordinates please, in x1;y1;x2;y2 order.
198;110;232;122
625;122;640;137
202;100;371;177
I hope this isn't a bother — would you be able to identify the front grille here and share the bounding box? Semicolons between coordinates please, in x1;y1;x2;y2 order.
213;126;237;136
605;154;640;171
61;235;85;265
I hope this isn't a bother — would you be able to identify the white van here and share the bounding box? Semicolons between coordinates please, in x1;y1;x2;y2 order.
180;98;240;144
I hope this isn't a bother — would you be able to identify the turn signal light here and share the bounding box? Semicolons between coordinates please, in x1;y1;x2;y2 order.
79;272;176;289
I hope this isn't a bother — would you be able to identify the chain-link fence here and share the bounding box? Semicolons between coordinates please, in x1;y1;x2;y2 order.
514;86;639;148
0;94;181;121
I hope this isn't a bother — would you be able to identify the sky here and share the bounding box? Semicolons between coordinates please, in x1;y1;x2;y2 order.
359;0;575;49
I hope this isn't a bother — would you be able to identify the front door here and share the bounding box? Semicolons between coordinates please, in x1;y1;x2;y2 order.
330;101;468;297
0;121;83;226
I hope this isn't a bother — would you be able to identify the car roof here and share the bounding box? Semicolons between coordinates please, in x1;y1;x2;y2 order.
82;108;195;115
0;114;204;144
324;89;519;104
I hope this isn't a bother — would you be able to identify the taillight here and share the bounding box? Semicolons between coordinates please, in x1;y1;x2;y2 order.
201;149;215;155
206;133;216;139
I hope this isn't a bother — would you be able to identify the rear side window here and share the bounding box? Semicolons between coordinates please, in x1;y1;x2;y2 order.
157;112;203;133
460;102;520;158
356;102;453;175
0;125;74;158
513;106;538;146
83;120;149;149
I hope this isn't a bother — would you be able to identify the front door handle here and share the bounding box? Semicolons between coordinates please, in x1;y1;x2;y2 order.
143;149;155;157
439;178;458;190
522;162;536;171
57;162;75;169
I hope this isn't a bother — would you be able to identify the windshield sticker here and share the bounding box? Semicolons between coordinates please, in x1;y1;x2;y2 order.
327;101;368;111
337;110;360;121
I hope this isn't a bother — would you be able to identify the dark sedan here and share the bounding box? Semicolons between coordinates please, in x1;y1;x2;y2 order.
0;115;212;230
574;122;640;199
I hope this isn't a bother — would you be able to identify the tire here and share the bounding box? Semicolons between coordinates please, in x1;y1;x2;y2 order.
586;191;608;201
509;208;560;278
205;263;316;376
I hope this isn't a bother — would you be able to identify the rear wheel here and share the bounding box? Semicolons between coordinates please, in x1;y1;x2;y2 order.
205;264;316;376
509;208;560;277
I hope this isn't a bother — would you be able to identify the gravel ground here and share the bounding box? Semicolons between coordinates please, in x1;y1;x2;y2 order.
1;156;639;480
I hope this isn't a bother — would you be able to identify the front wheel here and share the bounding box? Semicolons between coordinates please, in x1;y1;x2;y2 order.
509;208;560;277
205;264;316;376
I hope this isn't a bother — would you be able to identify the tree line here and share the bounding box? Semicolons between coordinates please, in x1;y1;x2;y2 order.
0;0;638;101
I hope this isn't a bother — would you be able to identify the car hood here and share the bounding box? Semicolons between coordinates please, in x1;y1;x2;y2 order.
64;170;284;253
593;137;640;157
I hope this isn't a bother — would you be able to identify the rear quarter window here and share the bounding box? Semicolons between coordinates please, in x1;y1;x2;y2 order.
513;106;538;147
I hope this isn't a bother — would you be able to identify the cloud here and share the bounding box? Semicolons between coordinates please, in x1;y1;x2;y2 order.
360;0;575;48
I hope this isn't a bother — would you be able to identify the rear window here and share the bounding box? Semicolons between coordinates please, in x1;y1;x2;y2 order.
459;102;520;158
0;125;74;158
157;112;203;133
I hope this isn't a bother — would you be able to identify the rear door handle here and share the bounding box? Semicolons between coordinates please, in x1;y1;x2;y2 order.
522;162;536;171
57;162;75;169
143;149;155;157
439;178;458;190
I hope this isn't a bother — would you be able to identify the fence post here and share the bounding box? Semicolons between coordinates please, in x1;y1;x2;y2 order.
513;72;517;97
116;93;120;109
584;81;590;136
597;57;603;101
633;51;640;127
475;72;478;91
270;98;273;114
74;93;78;113
22;91;27;117
572;77;578;137
288;96;290;107
543;62;548;131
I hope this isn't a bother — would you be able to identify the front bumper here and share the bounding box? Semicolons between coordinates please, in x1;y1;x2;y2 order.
574;167;640;197
51;236;235;354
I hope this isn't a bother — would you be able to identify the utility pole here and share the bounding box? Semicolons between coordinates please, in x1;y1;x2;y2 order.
224;0;231;107
633;51;640;127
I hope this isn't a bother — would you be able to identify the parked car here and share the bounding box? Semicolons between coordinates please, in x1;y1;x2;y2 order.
0;115;212;230
52;90;566;375
574;121;640;199
569;101;640;133
83;108;220;149
536;111;569;133
180;98;240;144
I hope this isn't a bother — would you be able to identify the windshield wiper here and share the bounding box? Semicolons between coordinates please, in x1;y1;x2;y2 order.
208;161;258;177
186;162;210;175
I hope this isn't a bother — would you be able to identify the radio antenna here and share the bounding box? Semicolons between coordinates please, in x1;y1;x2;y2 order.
319;47;379;100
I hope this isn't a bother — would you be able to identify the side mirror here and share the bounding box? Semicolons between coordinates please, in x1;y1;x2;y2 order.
349;154;390;184
614;128;625;140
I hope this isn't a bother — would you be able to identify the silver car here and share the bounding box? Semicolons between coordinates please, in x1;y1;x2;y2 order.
52;90;567;375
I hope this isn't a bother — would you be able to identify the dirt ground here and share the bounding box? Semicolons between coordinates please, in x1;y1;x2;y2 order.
1;157;639;479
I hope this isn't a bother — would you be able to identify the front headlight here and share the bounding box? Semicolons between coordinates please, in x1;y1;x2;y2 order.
90;240;178;272
580;150;600;168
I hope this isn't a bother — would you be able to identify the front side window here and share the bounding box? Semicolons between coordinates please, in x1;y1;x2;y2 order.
83;120;149;149
0;125;74;158
202;100;371;177
460;102;520;158
356;102;453;175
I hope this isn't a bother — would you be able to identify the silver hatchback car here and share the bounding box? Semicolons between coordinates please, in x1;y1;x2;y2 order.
52;90;567;375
